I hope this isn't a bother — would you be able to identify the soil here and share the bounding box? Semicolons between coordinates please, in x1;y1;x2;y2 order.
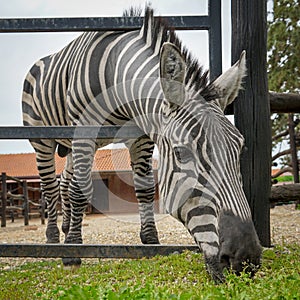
0;204;299;267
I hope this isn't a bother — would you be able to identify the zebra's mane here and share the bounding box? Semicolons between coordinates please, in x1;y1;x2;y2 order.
123;6;217;102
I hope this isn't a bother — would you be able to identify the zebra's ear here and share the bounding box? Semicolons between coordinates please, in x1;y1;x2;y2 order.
160;42;186;107
213;51;247;111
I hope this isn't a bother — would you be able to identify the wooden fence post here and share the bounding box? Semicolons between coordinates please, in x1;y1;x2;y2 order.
1;172;7;227
231;0;271;246
288;114;299;183
23;180;29;226
40;194;45;225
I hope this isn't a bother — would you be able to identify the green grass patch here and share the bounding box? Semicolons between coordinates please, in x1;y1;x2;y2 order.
0;244;299;299
275;175;294;182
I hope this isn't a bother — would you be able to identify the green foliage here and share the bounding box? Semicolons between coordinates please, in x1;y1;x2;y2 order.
275;175;293;182
268;0;300;93
268;0;300;166
0;245;300;300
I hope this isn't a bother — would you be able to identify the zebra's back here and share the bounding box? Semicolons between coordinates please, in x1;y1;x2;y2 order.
22;28;161;133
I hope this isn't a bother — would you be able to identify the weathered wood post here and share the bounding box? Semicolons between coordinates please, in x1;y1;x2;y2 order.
288;114;299;183
40;194;46;225
1;172;7;227
23;180;29;226
231;0;271;246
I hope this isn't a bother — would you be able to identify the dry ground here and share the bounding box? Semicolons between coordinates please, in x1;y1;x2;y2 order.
0;204;299;267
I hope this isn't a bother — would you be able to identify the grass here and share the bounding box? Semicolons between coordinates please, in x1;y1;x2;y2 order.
275;175;294;183
0;244;299;299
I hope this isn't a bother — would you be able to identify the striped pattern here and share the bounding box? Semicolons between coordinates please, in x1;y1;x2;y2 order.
158;103;252;256
22;7;260;281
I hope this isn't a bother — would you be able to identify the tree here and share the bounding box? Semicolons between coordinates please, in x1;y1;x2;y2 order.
268;0;300;171
268;0;300;93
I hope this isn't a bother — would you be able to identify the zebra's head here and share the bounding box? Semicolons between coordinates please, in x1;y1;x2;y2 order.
158;43;261;280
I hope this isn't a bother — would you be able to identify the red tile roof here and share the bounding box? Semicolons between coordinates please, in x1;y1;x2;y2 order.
93;148;132;172
271;168;292;177
0;152;39;177
0;148;157;178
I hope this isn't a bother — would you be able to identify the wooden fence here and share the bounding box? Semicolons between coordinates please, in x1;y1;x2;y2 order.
0;172;45;227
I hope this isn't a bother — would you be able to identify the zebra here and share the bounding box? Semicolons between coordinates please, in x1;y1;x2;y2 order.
22;6;262;282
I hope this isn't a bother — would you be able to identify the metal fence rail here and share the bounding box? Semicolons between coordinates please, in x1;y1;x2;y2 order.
0;1;220;259
0;16;210;32
0;1;221;80
0;126;143;139
0;244;199;258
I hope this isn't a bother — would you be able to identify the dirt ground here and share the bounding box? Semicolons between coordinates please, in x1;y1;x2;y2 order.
0;204;299;266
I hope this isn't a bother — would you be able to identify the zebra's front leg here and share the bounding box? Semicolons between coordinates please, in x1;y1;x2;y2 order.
62;141;95;267
138;201;159;244
128;137;159;244
33;140;60;243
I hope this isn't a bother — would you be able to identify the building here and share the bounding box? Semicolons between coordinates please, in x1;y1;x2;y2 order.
0;149;159;214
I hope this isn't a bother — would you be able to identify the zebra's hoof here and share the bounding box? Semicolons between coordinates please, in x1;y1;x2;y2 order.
46;226;60;243
140;232;160;244
62;257;82;269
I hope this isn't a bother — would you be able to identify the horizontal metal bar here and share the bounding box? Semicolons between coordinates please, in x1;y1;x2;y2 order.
0;244;199;258
0;126;144;139
0;16;210;33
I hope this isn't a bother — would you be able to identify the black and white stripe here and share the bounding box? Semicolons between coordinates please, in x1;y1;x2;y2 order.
22;7;261;281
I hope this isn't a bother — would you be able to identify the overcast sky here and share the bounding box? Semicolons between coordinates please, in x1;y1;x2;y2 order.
0;0;231;154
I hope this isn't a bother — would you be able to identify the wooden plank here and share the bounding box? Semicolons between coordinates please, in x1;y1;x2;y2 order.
270;184;300;202
270;92;300;113
3;206;23;211
7;192;24;199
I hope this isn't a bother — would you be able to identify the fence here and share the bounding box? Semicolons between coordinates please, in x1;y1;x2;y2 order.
0;1;221;259
1;172;29;227
0;172;45;227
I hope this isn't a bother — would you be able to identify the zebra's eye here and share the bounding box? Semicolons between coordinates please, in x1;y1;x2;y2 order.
174;146;194;163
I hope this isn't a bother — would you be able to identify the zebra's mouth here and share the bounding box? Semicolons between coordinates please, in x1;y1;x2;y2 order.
220;252;261;277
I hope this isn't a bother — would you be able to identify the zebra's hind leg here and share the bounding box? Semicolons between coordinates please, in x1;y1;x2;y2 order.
62;140;95;267
60;152;73;238
32;140;60;243
128;137;159;244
